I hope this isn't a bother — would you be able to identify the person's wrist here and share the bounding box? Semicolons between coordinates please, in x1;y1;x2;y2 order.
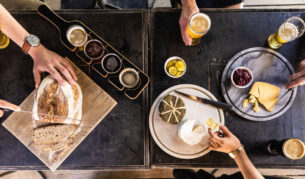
182;0;198;11
228;144;244;159
29;44;44;60
181;0;197;7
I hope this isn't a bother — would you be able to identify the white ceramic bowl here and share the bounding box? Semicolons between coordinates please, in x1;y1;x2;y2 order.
231;67;253;89
164;56;187;78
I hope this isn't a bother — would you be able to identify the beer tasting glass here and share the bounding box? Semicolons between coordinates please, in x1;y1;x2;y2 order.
0;31;10;49
66;25;88;48
187;13;211;46
268;16;305;49
267;138;305;160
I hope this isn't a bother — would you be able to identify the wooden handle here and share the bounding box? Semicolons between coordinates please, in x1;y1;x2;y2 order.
37;5;68;32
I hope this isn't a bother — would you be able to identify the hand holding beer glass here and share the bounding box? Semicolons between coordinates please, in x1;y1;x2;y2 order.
268;16;305;49
186;13;211;46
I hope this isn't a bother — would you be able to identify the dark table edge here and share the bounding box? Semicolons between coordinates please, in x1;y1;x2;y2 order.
151;164;305;169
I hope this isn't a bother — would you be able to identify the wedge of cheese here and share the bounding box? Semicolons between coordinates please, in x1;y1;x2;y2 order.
248;82;280;112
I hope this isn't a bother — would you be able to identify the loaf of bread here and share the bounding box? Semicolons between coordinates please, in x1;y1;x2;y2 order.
32;124;75;145
32;75;82;125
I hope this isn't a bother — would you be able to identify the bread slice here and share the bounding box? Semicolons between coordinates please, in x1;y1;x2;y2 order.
32;124;75;145
34;138;73;152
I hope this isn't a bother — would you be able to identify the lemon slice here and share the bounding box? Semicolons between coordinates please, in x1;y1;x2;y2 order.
168;66;178;76
175;61;185;72
166;60;177;69
175;71;182;77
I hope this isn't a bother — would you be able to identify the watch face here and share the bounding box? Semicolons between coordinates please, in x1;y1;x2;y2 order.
26;34;40;47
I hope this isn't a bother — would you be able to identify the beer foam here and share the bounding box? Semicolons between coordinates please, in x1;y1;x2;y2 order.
283;139;305;160
66;25;88;47
278;23;298;42
190;13;211;34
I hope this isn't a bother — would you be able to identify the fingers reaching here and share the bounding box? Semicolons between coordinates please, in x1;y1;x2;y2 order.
286;77;305;89
0;110;3;117
59;58;78;81
219;125;232;136
48;67;66;86
0;100;20;111
55;62;75;86
181;29;192;46
33;68;41;88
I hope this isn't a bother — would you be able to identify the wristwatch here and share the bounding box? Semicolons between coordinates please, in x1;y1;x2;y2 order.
22;34;40;54
228;144;244;159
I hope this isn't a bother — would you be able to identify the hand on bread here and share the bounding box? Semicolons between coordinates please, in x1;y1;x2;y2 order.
29;45;78;88
286;59;305;89
208;125;241;154
0;100;20;117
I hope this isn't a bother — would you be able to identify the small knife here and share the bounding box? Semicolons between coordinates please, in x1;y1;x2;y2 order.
1;108;80;122
174;91;233;111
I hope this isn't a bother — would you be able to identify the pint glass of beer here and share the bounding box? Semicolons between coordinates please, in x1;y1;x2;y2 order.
268;16;305;49
0;31;10;49
267;138;305;160
187;13;211;46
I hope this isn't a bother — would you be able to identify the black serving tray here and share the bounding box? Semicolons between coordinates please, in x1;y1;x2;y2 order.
37;5;150;99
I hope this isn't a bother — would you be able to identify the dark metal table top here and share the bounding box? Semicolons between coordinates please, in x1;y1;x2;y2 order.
0;10;149;170
2;8;305;170
150;9;305;168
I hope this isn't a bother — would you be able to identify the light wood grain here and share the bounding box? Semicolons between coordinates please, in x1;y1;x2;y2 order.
2;58;117;171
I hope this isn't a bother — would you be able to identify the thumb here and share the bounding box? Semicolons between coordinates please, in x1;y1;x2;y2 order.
33;69;41;88
0;110;3;117
219;125;232;136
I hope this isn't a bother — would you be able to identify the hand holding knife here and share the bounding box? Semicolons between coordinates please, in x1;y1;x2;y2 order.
174;91;233;111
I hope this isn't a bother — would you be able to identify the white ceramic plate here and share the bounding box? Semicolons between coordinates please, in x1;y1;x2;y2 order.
149;84;225;159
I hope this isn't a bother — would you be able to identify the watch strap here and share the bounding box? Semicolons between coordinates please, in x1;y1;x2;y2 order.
22;41;31;54
228;144;244;159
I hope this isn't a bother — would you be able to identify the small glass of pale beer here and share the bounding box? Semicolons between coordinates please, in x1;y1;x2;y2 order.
268;16;305;49
187;13;211;46
0;31;10;49
267;138;305;160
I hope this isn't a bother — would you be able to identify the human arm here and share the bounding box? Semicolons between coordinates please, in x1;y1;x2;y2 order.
179;0;199;46
209;125;264;179
0;4;77;87
0;100;20;117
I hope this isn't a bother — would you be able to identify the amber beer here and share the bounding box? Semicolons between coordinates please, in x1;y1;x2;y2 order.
268;16;305;49
187;13;211;46
267;138;305;160
0;31;10;49
66;25;88;48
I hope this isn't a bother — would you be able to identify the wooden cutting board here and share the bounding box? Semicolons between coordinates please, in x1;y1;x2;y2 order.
2;58;117;171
